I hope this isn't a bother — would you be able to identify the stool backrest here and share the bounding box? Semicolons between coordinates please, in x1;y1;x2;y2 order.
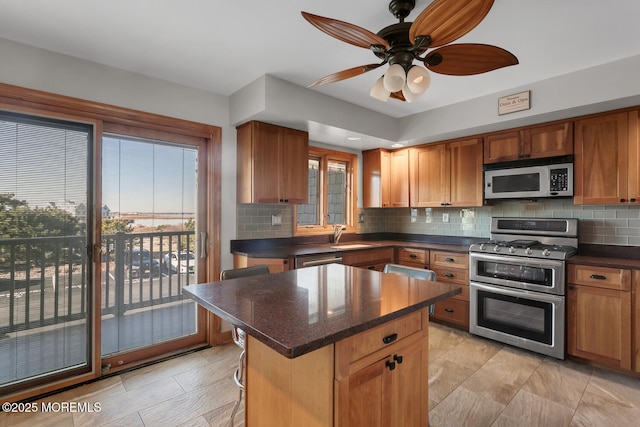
383;263;436;281
220;264;270;281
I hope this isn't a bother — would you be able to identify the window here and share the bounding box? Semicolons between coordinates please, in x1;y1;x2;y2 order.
295;146;357;235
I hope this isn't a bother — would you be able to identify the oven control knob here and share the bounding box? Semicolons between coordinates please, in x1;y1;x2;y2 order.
493;245;501;253
542;248;551;257
509;246;516;254
525;248;533;255
479;243;486;251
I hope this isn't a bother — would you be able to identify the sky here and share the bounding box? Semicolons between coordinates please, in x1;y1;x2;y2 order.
0;116;197;217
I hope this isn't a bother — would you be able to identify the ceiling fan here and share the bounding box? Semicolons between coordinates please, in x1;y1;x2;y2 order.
302;0;518;102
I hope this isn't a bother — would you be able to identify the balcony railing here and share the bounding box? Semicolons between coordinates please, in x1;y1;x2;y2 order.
0;231;196;335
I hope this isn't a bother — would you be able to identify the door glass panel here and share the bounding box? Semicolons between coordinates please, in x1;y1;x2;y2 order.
327;160;347;225
0;112;91;391
101;135;198;356
297;158;320;226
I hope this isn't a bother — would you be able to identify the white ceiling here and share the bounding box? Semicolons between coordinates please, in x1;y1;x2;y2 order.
1;0;640;146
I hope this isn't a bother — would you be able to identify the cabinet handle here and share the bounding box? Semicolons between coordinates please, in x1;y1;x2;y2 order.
410;253;417;259
444;307;454;313
444;273;454;278
444;257;455;262
631;198;637;203
382;333;398;344
620;199;627;203
589;274;607;280
386;360;396;371
393;354;403;364
367;266;376;270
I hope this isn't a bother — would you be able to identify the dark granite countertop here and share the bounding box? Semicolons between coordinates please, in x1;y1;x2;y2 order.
183;264;460;358
230;233;479;259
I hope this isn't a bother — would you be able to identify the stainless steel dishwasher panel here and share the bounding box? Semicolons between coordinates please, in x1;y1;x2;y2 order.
294;252;343;268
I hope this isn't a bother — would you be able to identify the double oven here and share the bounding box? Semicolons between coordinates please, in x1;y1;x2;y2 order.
469;218;578;359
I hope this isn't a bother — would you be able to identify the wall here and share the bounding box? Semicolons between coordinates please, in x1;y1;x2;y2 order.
237;199;640;246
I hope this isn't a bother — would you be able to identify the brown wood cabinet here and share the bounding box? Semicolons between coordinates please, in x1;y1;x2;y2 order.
236;121;309;204
396;247;429;270
483;121;573;164
574;110;640;205
343;247;395;272
334;309;429;427
410;138;483;208
567;264;632;370
634;270;640;373
428;251;469;329
362;148;409;208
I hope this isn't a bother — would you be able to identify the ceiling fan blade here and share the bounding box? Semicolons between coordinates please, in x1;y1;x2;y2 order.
409;0;495;48
308;63;383;88
425;44;518;76
302;12;390;50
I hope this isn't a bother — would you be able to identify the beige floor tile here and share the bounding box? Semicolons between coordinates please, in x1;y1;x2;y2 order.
119;349;211;391
429;323;469;361
522;356;593;410
203;400;245;427
462;347;544;404
73;376;185;426
138;377;237;426
173;355;237;393
429;357;476;404
429;386;505;427
492;389;574;427
440;334;503;371
585;367;640;408
100;411;145;427
570;379;640;427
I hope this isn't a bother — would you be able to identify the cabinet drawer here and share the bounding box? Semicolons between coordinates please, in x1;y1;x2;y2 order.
346;311;423;363
568;264;631;291
343;247;394;267
397;247;428;265
432;266;469;286
430;251;468;270
431;299;469;328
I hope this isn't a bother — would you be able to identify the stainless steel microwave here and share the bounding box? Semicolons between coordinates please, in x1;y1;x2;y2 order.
484;163;573;200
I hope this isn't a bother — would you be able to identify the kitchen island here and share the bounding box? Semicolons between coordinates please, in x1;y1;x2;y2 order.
183;264;461;426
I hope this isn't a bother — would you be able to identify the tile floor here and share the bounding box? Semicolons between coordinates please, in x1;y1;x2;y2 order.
2;323;640;426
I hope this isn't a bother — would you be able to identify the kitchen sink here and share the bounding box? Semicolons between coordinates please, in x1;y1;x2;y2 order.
330;243;373;250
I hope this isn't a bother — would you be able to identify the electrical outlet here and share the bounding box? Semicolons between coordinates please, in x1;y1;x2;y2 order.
442;213;449;223
271;214;282;226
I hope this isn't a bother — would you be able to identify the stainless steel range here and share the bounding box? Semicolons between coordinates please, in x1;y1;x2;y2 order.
469;217;578;359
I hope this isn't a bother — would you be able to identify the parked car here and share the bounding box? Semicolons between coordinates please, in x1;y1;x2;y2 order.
125;248;160;278
164;251;196;274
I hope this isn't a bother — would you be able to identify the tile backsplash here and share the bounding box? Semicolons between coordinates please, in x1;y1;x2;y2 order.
236;200;640;246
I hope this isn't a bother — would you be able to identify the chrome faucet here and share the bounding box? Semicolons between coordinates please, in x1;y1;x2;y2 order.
333;224;346;244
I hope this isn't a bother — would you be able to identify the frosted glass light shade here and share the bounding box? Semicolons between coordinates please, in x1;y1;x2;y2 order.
406;66;431;95
383;64;406;92
402;83;421;103
370;76;390;102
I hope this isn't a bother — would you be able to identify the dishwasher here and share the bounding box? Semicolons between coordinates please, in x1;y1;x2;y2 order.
294;252;343;269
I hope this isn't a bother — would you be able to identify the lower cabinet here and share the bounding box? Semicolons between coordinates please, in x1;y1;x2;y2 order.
233;254;291;272
396;247;429;270
428;251;469;330
343;247;394;272
245;308;430;427
567;264;632;370
334;309;429;427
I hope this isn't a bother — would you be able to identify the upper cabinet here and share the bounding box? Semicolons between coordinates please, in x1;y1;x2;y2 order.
484;121;573;164
410;138;483;207
574;110;640;205
362;148;409;208
236;121;309;204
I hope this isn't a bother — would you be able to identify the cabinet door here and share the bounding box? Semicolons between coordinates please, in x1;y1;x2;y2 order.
363;149;391;208
252;122;283;203
280;127;309;204
628;110;640;204
449;138;483;207
340;356;390;427
483;130;522;163
525;121;573;159
634;270;640;373
390;149;410;207
410;144;449;207
574;112;629;204
567;283;631;369
388;337;427;427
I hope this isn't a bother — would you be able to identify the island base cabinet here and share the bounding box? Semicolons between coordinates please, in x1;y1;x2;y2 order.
334;309;430;427
246;336;334;427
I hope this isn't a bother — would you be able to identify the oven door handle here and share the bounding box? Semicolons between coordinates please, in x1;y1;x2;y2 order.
469;252;565;268
469;281;565;304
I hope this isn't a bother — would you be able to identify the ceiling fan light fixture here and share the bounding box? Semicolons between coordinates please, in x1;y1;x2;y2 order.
402;83;421;103
370;76;391;102
383;63;406;92
406;66;431;95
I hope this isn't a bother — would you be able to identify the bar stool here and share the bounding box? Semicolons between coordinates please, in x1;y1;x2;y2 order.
220;265;270;426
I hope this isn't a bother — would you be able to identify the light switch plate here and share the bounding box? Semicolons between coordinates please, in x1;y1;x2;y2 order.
442;213;449;223
271;214;282;226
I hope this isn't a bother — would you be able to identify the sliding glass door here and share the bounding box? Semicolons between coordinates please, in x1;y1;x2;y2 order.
0;112;93;394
